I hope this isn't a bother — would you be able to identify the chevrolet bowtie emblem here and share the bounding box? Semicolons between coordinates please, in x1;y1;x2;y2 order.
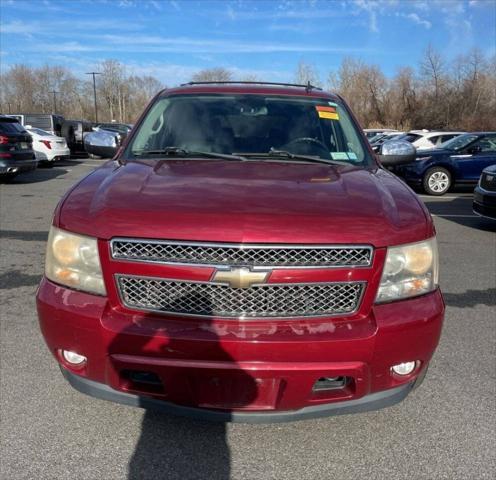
212;267;270;289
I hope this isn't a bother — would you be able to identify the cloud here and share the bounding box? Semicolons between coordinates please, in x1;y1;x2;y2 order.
406;13;431;29
226;4;236;21
0;20;41;34
351;0;381;33
0;18;143;36
37;34;379;55
149;0;162;11
412;1;430;11
118;0;136;7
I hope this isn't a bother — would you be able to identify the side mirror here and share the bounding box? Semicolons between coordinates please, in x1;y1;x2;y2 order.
84;130;119;158
377;140;416;166
25;124;33;129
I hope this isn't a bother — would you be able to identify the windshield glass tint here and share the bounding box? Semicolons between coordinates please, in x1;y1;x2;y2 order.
29;128;51;136
125;94;371;165
440;134;478;151
0;121;27;134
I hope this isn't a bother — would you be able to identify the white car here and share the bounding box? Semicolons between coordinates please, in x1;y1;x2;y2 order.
26;127;70;164
404;130;465;150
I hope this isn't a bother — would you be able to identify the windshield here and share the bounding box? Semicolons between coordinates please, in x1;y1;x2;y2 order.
124;94;372;166
0;120;27;134
98;124;131;134
440;134;478;151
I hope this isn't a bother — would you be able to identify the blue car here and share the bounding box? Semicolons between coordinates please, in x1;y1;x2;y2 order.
394;132;496;195
473;164;496;219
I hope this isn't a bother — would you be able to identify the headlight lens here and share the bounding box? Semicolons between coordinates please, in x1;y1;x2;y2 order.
45;226;106;295
376;237;439;303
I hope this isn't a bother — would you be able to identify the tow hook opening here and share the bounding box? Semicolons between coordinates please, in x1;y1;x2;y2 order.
312;376;350;392
120;370;165;395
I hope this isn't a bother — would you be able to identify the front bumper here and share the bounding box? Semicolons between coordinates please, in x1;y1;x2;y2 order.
473;186;496;220
37;278;444;421
61;366;426;423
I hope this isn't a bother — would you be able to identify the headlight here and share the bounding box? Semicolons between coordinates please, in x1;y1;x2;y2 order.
376;237;439;303
45;226;106;295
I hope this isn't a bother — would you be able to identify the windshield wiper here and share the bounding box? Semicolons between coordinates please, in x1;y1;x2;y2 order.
235;148;343;166
132;146;247;162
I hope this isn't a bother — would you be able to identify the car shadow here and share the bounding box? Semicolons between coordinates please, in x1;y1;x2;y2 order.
128;412;230;480
421;195;496;232
1;166;69;184
107;295;258;480
0;229;48;241
443;288;496;308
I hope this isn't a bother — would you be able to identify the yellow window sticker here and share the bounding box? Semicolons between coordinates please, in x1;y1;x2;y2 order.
316;105;339;120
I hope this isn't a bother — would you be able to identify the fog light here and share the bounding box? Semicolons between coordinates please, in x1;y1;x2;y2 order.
392;361;417;376
62;350;87;365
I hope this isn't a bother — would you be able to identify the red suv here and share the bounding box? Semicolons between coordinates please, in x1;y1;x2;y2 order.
36;82;444;422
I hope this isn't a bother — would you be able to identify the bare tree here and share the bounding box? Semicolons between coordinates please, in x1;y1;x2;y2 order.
1;52;495;130
294;60;321;86
98;60;125;121
191;67;233;82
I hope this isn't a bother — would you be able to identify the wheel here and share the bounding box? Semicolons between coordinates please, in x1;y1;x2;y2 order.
88;153;101;159
423;167;452;196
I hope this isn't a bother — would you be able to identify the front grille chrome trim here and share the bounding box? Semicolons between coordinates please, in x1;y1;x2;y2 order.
110;239;374;269
115;274;366;320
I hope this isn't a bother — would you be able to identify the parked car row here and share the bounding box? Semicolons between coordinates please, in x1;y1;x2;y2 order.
2;112;132;155
0;115;134;179
366;128;465;152
366;128;496;199
389;132;496;196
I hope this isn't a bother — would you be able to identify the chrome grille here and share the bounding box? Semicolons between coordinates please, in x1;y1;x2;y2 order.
117;276;365;319
111;240;372;268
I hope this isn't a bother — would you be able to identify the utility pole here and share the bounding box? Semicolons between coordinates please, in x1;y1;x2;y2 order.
50;90;59;113
86;72;101;122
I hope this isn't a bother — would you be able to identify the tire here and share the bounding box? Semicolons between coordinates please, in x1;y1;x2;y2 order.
88;153;101;159
423;167;452;196
67;127;76;152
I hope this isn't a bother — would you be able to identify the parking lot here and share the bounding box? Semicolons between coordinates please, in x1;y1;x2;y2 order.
1;158;495;480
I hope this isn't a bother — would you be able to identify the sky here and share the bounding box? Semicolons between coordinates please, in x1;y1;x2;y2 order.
0;0;495;86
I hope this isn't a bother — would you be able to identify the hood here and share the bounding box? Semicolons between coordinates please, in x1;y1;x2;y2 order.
483;163;496;174
57;159;432;247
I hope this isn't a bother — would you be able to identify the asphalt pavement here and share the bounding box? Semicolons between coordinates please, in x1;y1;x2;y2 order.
1;158;495;480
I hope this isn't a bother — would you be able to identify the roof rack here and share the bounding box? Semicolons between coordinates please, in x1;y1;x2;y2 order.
180;81;323;93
